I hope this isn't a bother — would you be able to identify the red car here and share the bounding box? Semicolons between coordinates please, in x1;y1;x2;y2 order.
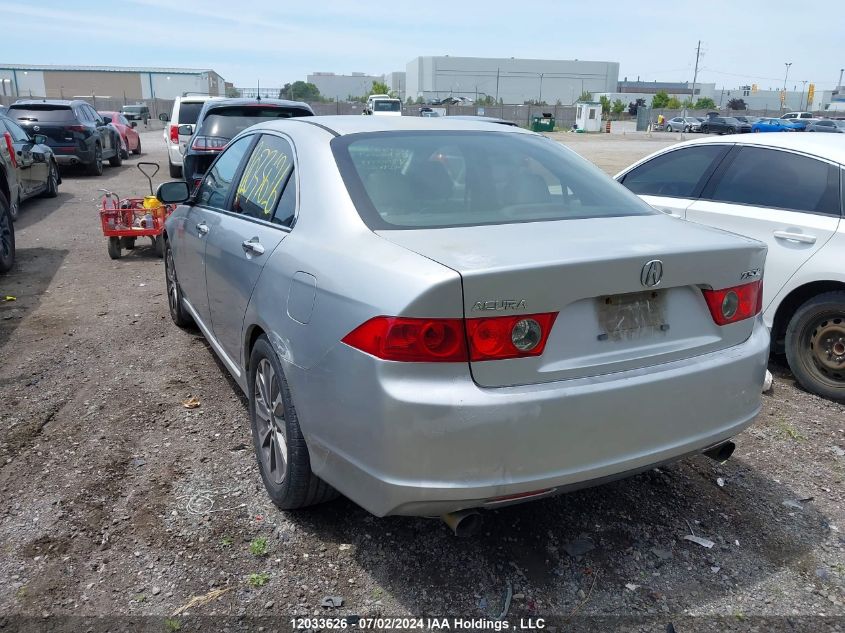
98;111;141;158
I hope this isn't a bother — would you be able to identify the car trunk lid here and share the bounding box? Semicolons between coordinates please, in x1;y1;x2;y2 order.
377;214;766;387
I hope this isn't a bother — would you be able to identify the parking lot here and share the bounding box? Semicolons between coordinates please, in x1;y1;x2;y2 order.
1;128;843;629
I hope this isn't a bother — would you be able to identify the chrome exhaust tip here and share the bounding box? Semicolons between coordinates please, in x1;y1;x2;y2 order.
441;509;483;537
703;440;735;463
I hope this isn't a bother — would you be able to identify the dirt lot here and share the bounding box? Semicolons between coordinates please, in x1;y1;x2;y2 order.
1;130;843;632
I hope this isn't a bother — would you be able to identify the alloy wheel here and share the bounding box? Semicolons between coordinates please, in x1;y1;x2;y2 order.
254;358;288;485
806;314;845;386
165;247;179;317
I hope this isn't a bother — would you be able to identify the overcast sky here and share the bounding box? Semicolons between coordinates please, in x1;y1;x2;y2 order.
2;0;842;91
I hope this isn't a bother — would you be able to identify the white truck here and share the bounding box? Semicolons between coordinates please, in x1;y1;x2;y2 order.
363;94;402;117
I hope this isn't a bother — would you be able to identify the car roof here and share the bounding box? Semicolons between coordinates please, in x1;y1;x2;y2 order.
445;115;519;126
648;132;845;165
258;115;534;136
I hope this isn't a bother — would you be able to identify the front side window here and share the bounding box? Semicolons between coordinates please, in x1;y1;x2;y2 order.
707;147;840;215
621;145;727;198
233;134;295;222
196;135;254;209
333;131;654;230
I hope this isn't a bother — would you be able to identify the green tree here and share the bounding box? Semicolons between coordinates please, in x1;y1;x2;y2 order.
415;96;425;105
611;99;625;118
682;98;695;108
666;96;682;109
651;90;670;109
281;81;323;102
577;91;593;102
599;95;611;115
371;80;392;96
694;97;716;109
726;98;747;111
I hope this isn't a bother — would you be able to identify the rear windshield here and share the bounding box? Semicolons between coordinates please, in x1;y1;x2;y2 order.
373;100;401;112
198;106;312;139
122;105;146;112
177;101;204;124
332;131;654;230
8;105;75;123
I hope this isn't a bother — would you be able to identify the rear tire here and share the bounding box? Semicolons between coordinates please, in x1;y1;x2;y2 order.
785;291;845;403
109;141;123;167
168;159;182;178
248;335;339;510
120;237;136;250
164;239;194;328
153;234;164;258
87;144;104;176
702;126;709;134
133;137;142;155
107;236;122;259
41;161;59;198
0;192;15;274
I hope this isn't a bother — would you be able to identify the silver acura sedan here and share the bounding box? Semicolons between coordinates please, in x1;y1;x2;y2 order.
157;116;769;528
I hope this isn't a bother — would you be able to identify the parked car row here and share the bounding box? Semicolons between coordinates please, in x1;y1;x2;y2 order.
0;112;62;273
665;111;845;135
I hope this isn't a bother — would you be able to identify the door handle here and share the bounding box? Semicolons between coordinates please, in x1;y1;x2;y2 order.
773;230;816;244
242;237;265;256
196;222;209;236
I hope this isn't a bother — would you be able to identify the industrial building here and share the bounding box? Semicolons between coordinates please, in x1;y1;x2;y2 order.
405;56;619;104
384;71;407;100
306;72;385;101
0;64;224;100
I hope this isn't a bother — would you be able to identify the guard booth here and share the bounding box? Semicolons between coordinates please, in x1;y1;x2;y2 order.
574;101;602;132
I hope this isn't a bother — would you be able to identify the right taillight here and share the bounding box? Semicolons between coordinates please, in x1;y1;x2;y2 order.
701;279;762;326
191;135;228;151
169;124;179;144
342;312;558;363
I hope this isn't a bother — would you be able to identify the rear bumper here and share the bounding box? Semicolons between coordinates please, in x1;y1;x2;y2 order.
52;146;95;166
166;142;183;167
294;317;770;516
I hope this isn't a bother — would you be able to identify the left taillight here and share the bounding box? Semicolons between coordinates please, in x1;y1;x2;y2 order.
342;312;558;363
3;132;17;169
701;279;763;326
169;124;179;144
191;135;228;151
342;317;467;362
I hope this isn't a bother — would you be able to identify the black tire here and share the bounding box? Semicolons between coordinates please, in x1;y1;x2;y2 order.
666;125;673;132
164;239;194;328
785;291;845;403
702;126;709;134
120;237;136;250
132;137;142;155
727;126;736;134
41;161;59;198
107;236;121;259
0;192;15;274
153;234;164;258
87;144;104;176
248;335;338;510
168;159;182;178
109;140;123;167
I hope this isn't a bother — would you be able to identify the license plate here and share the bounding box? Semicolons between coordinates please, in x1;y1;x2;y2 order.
596;290;668;341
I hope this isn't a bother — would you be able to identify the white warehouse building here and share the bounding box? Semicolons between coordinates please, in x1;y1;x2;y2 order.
405;56;619;104
306;72;385;101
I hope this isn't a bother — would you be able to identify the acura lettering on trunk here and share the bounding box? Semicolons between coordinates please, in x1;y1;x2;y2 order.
160;116;770;532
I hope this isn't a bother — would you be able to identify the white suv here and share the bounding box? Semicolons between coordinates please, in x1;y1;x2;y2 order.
162;95;223;177
616;133;845;402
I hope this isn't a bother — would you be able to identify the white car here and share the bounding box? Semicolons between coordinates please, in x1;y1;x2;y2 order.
363;95;402;117
162;95;224;177
616;134;845;402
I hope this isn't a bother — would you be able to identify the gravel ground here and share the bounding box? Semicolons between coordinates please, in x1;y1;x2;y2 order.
1;130;843;631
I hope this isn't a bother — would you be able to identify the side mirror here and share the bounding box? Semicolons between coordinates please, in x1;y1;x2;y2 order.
33;134;48;145
130;121;137;128
102;116;112;124
156;180;191;204
178;124;193;136
159;113;170;122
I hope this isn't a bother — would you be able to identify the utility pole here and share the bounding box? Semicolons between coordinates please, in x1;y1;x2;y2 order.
800;80;807;110
782;62;792;110
682;39;702;140
538;73;544;104
495;67;500;103
839;68;844;91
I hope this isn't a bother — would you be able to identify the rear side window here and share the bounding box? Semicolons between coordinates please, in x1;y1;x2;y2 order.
621;145;727;198
177;102;204;125
707;147;840;215
8;105;76;123
333;131;654;229
4;119;30;142
196;135;254;209
233;134;295;222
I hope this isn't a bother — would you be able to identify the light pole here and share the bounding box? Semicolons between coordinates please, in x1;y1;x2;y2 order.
800;80;807;110
538;73;544;105
782;62;792;110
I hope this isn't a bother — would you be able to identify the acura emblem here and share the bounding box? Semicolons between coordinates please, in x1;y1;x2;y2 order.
641;260;664;287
